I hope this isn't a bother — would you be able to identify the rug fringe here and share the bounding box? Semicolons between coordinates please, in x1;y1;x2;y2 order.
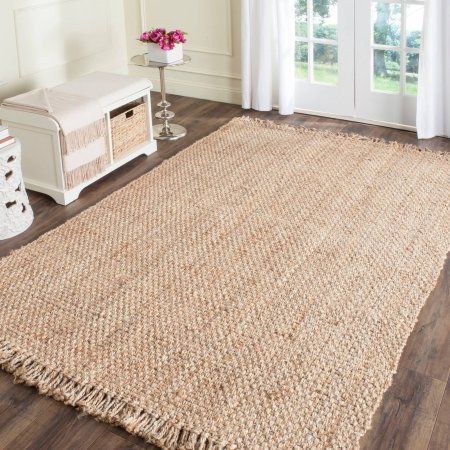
235;115;450;159
0;340;233;450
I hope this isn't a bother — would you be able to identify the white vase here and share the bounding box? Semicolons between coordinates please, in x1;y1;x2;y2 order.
147;43;183;64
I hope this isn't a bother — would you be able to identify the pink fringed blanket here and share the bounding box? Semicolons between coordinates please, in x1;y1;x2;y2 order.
2;88;107;189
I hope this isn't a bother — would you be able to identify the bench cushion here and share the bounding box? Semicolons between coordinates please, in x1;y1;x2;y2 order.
53;72;152;110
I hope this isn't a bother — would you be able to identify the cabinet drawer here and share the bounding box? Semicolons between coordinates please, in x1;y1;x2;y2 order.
110;101;148;160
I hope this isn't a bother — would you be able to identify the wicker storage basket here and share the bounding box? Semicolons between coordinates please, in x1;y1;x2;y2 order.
111;101;148;160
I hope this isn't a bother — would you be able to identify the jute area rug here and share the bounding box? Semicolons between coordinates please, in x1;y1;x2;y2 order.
0;117;449;449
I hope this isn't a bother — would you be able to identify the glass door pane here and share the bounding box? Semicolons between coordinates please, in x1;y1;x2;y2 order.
373;49;401;93
313;0;338;40
295;42;308;80
314;43;339;84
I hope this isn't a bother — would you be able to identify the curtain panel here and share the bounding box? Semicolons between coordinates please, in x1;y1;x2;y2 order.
417;0;450;138
241;0;296;115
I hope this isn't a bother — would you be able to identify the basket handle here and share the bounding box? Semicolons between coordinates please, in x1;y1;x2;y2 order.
125;110;134;119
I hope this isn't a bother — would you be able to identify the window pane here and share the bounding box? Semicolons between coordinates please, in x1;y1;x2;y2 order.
295;0;308;38
313;0;338;40
314;43;338;85
295;42;309;80
406;4;424;49
373;49;400;93
372;2;401;46
405;52;419;95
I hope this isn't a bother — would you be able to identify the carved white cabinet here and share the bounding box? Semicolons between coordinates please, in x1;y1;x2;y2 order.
0;140;33;240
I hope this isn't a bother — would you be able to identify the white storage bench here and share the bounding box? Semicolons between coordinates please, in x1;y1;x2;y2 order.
0;72;157;205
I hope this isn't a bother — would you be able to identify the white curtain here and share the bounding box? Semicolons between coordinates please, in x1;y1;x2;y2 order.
416;0;450;138
241;0;296;115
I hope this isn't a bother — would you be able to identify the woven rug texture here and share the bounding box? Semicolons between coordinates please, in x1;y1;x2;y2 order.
0;117;449;449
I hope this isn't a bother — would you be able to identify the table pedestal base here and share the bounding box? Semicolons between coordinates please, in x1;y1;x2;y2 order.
153;123;187;141
130;54;191;142
153;66;187;141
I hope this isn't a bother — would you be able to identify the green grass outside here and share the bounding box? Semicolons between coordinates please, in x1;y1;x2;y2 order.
373;74;400;93
296;62;418;95
295;62;338;85
372;73;418;95
296;62;308;81
405;74;418;95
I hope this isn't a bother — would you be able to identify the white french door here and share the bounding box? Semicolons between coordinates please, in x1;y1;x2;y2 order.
294;0;354;117
295;0;426;129
355;0;425;127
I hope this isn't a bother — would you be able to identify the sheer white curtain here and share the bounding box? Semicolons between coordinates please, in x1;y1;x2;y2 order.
241;0;295;115
416;0;450;138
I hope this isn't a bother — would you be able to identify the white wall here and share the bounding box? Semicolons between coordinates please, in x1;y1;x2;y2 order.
0;0;242;104
0;0;128;101
125;0;242;104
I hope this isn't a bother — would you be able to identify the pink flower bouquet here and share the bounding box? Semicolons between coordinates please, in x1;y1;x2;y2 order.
139;28;187;63
139;28;187;50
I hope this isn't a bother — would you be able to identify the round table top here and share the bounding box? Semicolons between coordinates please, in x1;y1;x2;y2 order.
130;54;191;68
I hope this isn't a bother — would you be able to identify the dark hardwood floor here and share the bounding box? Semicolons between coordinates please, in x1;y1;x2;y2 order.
0;94;449;449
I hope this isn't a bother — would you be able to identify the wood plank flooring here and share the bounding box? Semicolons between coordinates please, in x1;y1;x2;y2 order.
0;95;449;449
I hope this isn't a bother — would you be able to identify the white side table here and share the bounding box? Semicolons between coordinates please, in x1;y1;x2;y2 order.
0;139;33;240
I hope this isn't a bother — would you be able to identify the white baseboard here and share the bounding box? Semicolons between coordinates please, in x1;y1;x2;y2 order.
150;77;241;105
